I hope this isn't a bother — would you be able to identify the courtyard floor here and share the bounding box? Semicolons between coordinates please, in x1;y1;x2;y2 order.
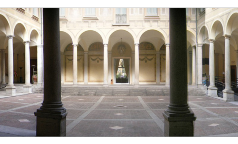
0;92;238;137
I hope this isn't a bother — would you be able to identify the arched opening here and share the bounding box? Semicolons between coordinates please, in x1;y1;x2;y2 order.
108;30;134;84
139;30;165;84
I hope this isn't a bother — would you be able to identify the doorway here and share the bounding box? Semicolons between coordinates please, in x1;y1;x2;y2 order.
114;58;130;83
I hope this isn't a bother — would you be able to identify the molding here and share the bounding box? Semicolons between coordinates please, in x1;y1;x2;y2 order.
112;23;130;26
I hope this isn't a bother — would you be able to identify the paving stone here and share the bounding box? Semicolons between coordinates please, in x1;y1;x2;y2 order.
0;102;27;111
191;109;217;119
63;101;94;110
62;96;100;102
206;108;238;117
146;103;169;109
101;97;139;103
14;104;42;114
85;110;152;119
95;103;144;110
66;109;87;119
67;120;163;137
112;90;130;96
141;97;170;102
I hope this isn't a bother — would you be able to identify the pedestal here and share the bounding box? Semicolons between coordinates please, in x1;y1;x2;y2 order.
223;89;234;102
208;86;217;97
23;85;32;93
35;109;67;136
163;110;196;136
5;86;16;96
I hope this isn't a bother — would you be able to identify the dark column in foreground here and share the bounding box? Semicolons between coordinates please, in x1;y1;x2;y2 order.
34;8;67;136
163;8;196;136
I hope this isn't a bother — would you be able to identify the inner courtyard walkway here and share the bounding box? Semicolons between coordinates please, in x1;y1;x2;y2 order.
1;87;238;137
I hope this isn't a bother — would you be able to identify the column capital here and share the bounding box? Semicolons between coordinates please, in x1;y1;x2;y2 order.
24;41;30;44
224;34;231;39
103;43;108;46
192;45;196;48
209;39;215;42
84;51;88;54
165;43;170;46
7;35;14;39
37;44;43;48
197;43;203;47
72;43;78;46
135;43;139;46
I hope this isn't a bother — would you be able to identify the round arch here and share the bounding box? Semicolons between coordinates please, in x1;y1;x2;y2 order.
225;10;238;35
106;28;136;44
0;13;12;35
198;25;210;44
13;21;28;41
76;28;105;44
29;28;40;45
60;31;74;52
210;19;225;40
137;28;167;43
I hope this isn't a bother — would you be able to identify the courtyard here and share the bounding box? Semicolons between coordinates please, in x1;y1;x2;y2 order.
0;89;238;137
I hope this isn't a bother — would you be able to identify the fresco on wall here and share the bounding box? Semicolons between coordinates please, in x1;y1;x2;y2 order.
89;42;104;51
139;42;155;50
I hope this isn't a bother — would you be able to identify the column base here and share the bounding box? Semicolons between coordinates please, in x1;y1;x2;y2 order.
5;85;16;96
223;89;234;102
34;108;67;136
163;109;196;136
208;86;217;97
23;85;32;93
103;84;108;87
37;82;43;87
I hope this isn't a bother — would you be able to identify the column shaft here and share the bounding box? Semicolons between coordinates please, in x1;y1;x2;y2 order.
223;35;234;101
224;36;231;90
163;8;196;136
24;41;31;86
156;51;160;84
108;51;112;84
104;44;108;85
192;46;196;85
134;43;139;86
236;51;238;88
209;40;215;87
197;44;203;85
2;49;5;84
165;44;170;86
73;44;77;85
84;52;88;84
131;52;135;85
35;8;67;136
37;45;43;85
7;36;14;86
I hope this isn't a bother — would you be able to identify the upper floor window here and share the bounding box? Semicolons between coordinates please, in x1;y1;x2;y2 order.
85;8;96;16
161;8;166;15
130;8;143;15
115;8;127;24
146;8;157;16
33;8;38;17
60;8;65;17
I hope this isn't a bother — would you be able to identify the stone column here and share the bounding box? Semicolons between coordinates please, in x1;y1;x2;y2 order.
61;52;65;84
192;46;196;85
1;49;6;84
6;35;16;95
236;50;238;88
108;51;112;85
34;8;67;136
73;44;77;85
223;35;234;101
208;39;217;97
84;52;88;84
37;45;43;86
163;8;196;137
197;44;203;85
165;44;170;86
156;51;160;84
131;51;135;85
134;43;139;87
103;44;108;86
23;41;32;93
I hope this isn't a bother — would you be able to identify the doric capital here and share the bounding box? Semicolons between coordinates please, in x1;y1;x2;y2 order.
192;45;196;48
37;44;43;48
197;43;203;47
224;34;231;39
135;43;139;46
24;41;30;44
103;43;108;46
208;39;215;43
72;43;78;46
165;43;170;46
7;35;14;39
84;51;88;54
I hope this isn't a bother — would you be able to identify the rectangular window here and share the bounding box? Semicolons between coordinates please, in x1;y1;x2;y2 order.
33;8;38;17
161;8;166;15
115;8;127;24
146;8;157;16
85;8;96;16
60;8;65;17
191;8;196;15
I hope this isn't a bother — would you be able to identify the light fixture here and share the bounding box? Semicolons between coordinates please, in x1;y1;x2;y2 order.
117;38;126;55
